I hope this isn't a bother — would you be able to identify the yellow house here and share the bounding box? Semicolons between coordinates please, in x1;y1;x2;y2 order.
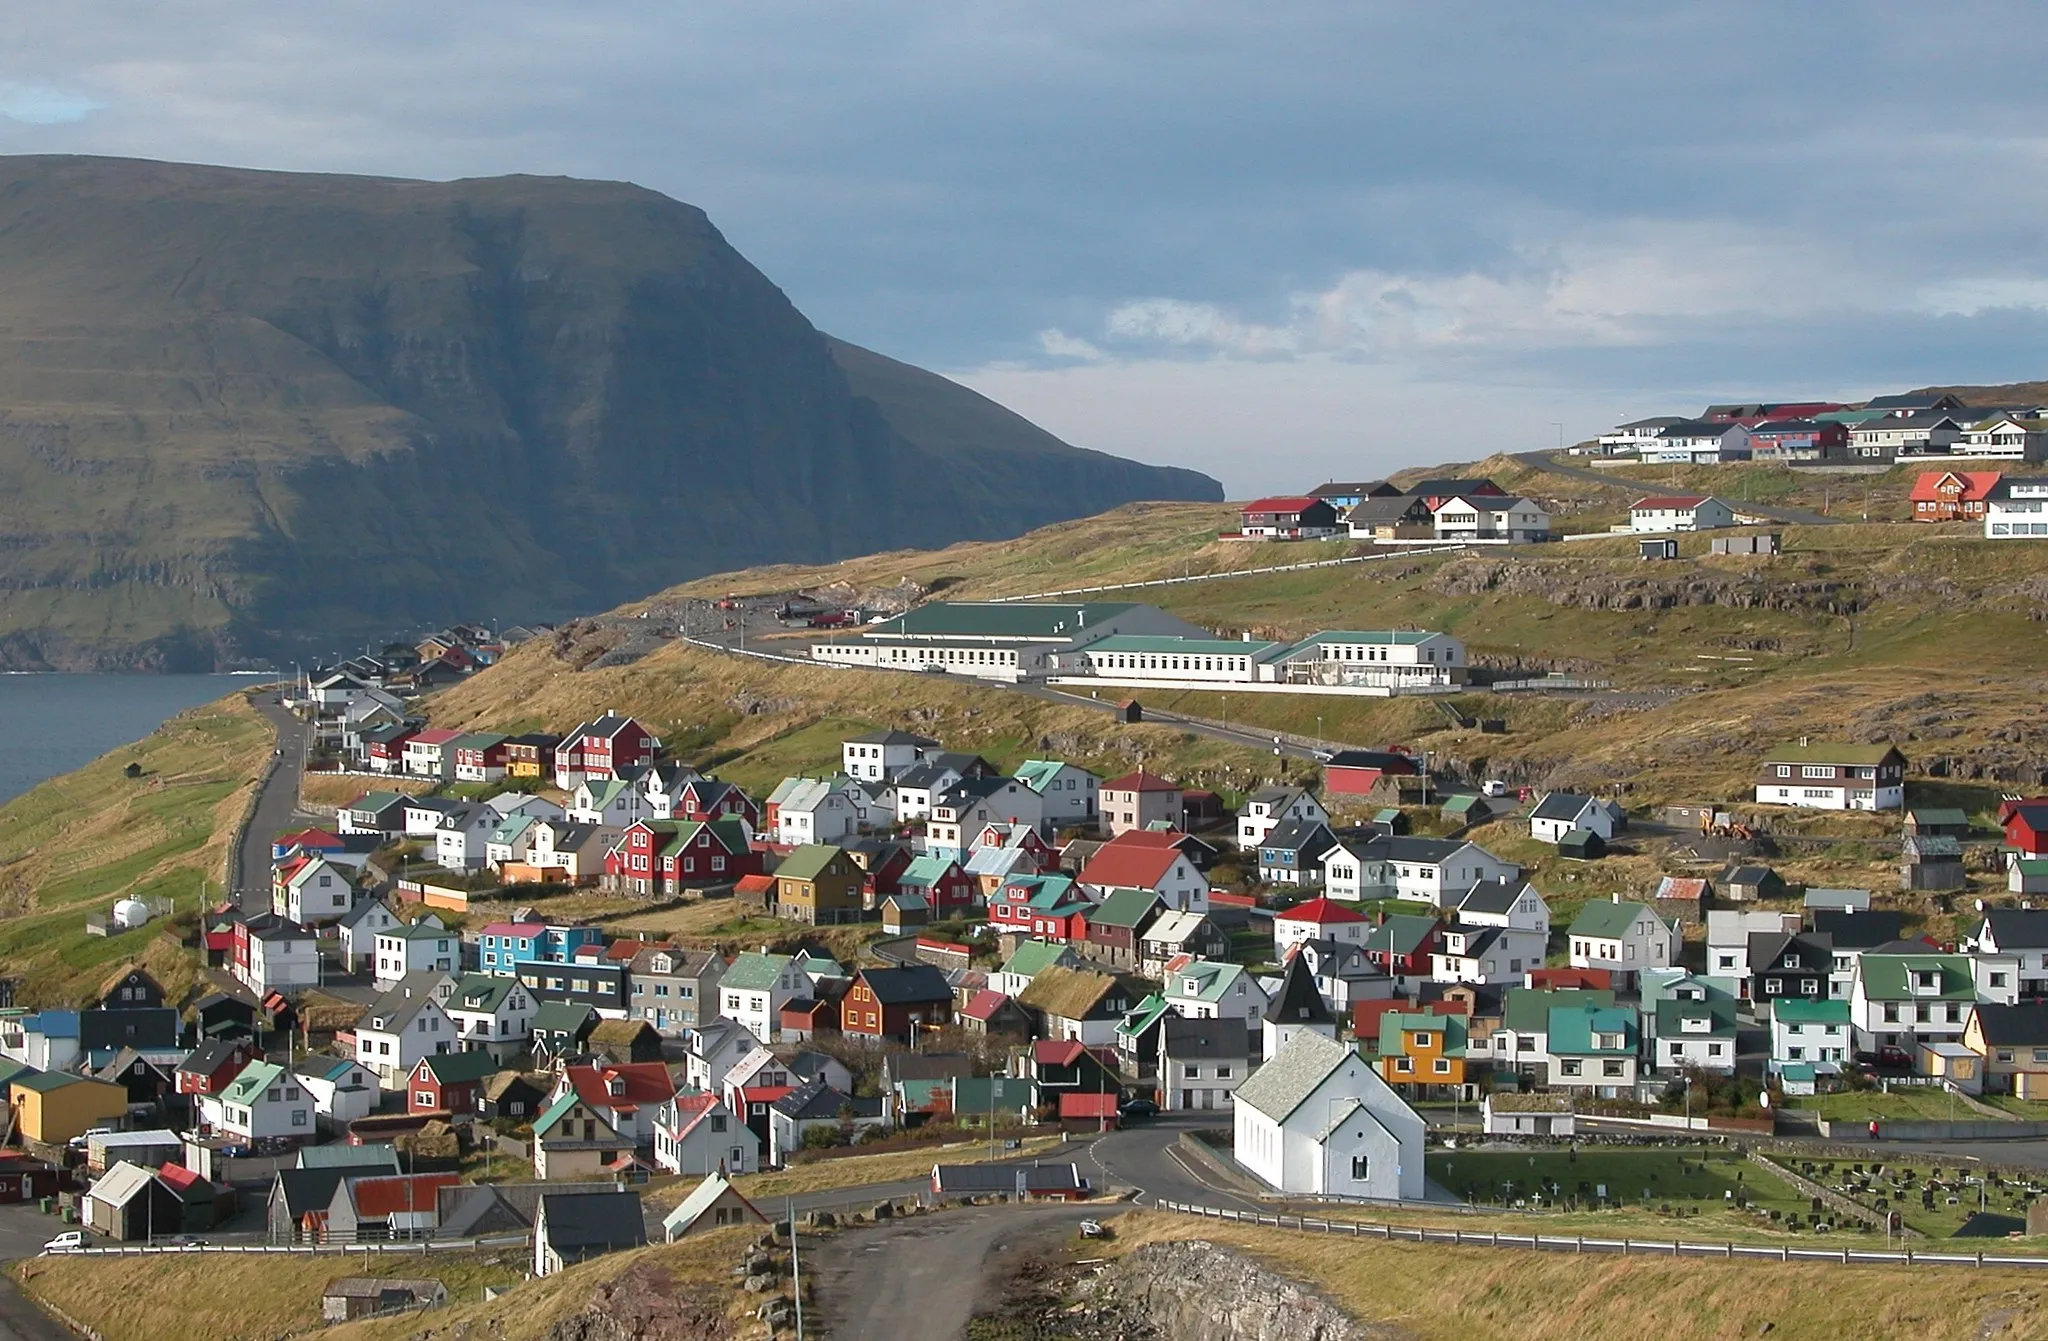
12;1072;128;1145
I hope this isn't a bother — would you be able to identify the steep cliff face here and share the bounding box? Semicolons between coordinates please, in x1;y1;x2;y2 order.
0;155;1219;669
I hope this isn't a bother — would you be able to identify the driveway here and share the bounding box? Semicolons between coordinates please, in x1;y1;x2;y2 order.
235;696;313;914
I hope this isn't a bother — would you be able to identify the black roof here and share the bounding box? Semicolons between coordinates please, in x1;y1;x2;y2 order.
855;963;954;1006
1261;818;1335;856
1342;496;1430;524
176;1039;247;1074
1809;909;1904;949
272;1168;363;1217
1982;907;2048;950
1723;864;1778;886
771;1077;883;1121
1970;1002;2048;1047
932;1162;1083;1194
1659;419;1737;437
1307;480;1395;498
1750;418;1825;433
1263;954;1333;1026
1456;879;1525;916
1530;792;1594;822
1323;749;1419;772
1867;392;1962;410
538;1189;648;1254
1401;477;1501;498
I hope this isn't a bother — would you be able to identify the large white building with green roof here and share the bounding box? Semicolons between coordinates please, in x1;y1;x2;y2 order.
1051;628;1466;694
809;601;1210;681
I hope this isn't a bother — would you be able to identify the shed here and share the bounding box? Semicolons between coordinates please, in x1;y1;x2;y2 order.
82;1161;182;1241
930;1161;1088;1201
1710;532;1781;556
1557;828;1607;861
1638;537;1680;561
660;1171;768;1242
1441;794;1494;825
321;1278;447;1324
533;1189;648;1277
1721;864;1784;903
1112;700;1143;724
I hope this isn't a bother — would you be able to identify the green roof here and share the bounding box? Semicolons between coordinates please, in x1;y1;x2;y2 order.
1377;1011;1467;1057
2013;858;2048;876
1771;998;1850;1024
532;1090;607;1139
871;601;1142;639
1363;913;1438;957
899;855;960;888
1547;1005;1637;1056
1013;760;1080;794
449;732;507;751
530;1001;596;1036
1856;954;1975;1001
1442;795;1488;815
1761;741;1903;766
1568;900;1656;938
351;791;406;811
221;1060;285;1105
774;845;848;883
722;952;795;992
425;1050;504;1085
450;974;520;1013
583;778;634;807
1087;886;1162;930
952;1076;1037;1112
1909;808;1968;826
382;920;454;942
1166;960;1245;1005
1071;634;1281;656
10;1070;85;1095
1116;994;1173;1041
999;940;1072;981
1653;998;1737;1038
1503;988;1615;1033
1287;629;1443;648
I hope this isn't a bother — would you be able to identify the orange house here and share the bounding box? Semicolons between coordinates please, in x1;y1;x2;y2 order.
1374;1011;1470;1092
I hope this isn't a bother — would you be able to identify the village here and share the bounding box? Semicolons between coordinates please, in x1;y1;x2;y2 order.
7;584;2048;1317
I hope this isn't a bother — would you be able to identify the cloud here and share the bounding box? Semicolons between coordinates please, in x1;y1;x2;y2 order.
1037;329;1105;362
0;82;102;125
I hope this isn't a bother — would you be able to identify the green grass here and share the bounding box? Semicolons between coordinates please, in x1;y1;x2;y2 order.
1781;1155;2043;1238
1429;1149;1808;1225
1790;1088;1975;1124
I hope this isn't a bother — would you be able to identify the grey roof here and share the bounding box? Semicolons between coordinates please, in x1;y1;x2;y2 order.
853;964;954;1006
1264;954;1334;1027
362;975;447;1034
1982;908;2048;950
931;1162;1084;1195
772;1078;881;1121
1456;880;1528;917
1723;864;1776;885
1159;1015;1248;1061
1380;835;1467;865
538;1189;648;1255
1809;909;1904;949
846;729;938;747
1232;1030;1354;1123
437;1181;616;1237
1531;793;1595;822
1344;496;1430;524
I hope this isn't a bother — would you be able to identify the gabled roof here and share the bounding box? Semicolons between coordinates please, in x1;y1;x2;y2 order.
1101;770;1179;793
1569;900;1657;938
662;1171;765;1236
538;1189;648;1254
1242;496;1324;513
420;1051;503;1087
1263;954;1333;1027
1980;908;2048;950
1970;1002;2048;1047
1653;998;1737;1038
1078;844;1183;891
1363;913;1439;957
1631;494;1712;509
723;952;796;992
1547;1004;1637;1055
221;1060;286;1105
1856;953;1975;1001
1166;959;1250;1004
1276;897;1366;927
563;1062;675;1112
1759;741;1905;767
1458;880;1539;916
852;964;954;1006
1771;998;1849;1024
1085;886;1162;931
1232;1030;1354;1123
998;940;1075;982
774;845;849;883
1159;1014;1248;1060
1530;792;1596;822
1502;987;1615;1033
1017;966;1123;1021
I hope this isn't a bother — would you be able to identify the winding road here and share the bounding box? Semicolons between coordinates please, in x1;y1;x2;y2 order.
233;695;313;915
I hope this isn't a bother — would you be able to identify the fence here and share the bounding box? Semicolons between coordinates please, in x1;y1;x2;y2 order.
1151;1200;2048;1269
47;1232;530;1258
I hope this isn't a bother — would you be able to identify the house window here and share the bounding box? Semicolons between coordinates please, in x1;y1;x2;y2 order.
1433;1058;1451;1074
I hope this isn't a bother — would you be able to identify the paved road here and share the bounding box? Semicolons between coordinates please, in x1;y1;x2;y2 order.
0;1282;68;1341
234;696;312;914
804;1202;1095;1341
1511;450;1844;527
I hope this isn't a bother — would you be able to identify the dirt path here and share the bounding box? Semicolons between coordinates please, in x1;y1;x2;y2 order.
803;1203;1095;1340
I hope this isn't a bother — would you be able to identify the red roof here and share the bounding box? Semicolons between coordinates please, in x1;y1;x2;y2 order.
916;937;973;955
1631;495;1710;510
407;728;462;746
155;1162;205;1193
1100;830;1184;850
961;989;1012;1021
1526;967;1613;990
1242;496;1319;513
1032;1039;1087;1067
479;920;544;937
740;1085;795;1106
1276;896;1366;926
1910;470;2002;503
1059;1092;1119;1119
563;1062;676;1113
348;1173;461;1217
275;828;342;849
735;873;778;895
1078;844;1180;891
1101;770;1179;794
203;928;235;952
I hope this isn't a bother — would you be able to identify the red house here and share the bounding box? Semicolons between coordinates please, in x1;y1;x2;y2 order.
1238;497;1342;539
174;1038;258;1096
989;876;1091;942
1911;470;2004;522
674;778;762;829
856;845;916;903
839;965;954;1042
1748;418;1849;460
1321;748;1422;796
364;728;418;773
271;827;344;861
609;819;761;895
1363;914;1443;980
406;1051;503;1115
1525;966;1615;991
452;735;512;778
975;823;1058;870
553;713;663;786
899;857;980;916
2005;801;2048;856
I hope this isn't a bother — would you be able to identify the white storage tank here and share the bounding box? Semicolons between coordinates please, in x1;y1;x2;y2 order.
110;898;152;930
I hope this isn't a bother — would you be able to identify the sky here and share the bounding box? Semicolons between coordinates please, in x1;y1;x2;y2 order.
6;3;2048;494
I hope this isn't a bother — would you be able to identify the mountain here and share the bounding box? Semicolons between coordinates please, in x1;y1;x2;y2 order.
0;154;1219;670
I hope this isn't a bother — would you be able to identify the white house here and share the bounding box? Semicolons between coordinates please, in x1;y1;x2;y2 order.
1451;879;1551;937
653;1093;761;1177
373;916;457;989
1013;759;1099;828
1163;959;1270;1042
566;779;649;828
1431;495;1551;544
433;804;500;872
1753;741;1906;813
1706;910;1799;982
354;975;458;1090
276;856;356;926
1232;1030;1425;1200
1958;415;2048;460
444;974;538;1061
1324;837;1520;907
840;730;936;783
1566;897;1675;983
1076;843;1211;913
199;1060;314;1144
1429;921;1547;987
402;797;461;839
924;778;1048;861
295;1056;379;1129
1649;995;1738;1076
1596;416;1683;454
1848;952;1976;1054
717;953;809;1044
1964;908;2048;1004
680;1019;762;1094
239;918;322;995
1272;898;1369;959
1641;422;1751;465
1986;478;2048;538
773;779;860;846
337;897;402;973
1259;630;1466;690
1629;495;1736;533
1769;998;1852;1081
1528;793;1617;845
1157;1014;1249;1112
1238;786;1330;849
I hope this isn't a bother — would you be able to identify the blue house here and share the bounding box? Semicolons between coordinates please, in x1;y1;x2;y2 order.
476;920;605;975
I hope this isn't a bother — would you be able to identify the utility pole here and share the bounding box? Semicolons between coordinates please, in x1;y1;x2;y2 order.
788;1195;803;1341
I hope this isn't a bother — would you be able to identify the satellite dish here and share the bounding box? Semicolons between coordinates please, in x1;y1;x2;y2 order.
1975;899;1986;912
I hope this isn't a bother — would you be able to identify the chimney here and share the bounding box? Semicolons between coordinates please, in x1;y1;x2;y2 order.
1611;892;1621;903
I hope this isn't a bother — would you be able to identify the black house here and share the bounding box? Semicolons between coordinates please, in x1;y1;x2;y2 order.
517;961;628;1019
97;968;168;1011
1748;931;1832;1004
80;1005;180;1058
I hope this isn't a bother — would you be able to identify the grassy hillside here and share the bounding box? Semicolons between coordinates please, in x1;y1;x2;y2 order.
1101;1213;2048;1341
0;691;268;1004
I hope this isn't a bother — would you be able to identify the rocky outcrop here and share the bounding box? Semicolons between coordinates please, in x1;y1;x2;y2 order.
1071;1240;1394;1341
1426;556;1859;615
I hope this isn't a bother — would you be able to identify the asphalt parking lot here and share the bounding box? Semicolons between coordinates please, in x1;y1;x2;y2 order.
0;1203;94;1261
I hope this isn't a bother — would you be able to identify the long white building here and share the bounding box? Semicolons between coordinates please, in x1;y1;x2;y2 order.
1054;628;1465;692
809;601;1209;682
1987;479;2048;538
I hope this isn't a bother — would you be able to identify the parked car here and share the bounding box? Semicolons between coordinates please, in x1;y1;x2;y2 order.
1117;1098;1159;1120
43;1231;84;1253
1481;779;1509;798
